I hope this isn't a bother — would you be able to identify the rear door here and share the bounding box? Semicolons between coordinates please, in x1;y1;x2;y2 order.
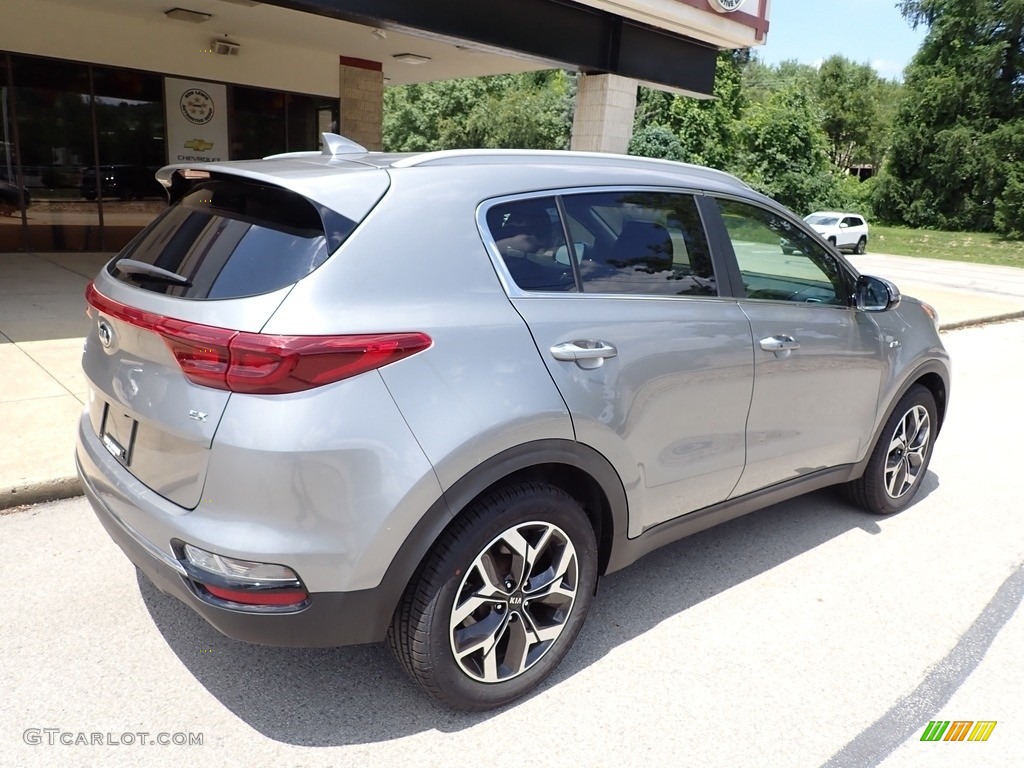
484;189;755;537
83;169;388;508
705;197;883;496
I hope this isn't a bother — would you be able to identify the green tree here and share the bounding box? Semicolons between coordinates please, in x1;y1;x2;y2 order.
631;50;747;168
733;85;847;214
742;58;820;109
627;124;686;162
877;0;1024;236
815;56;888;170
383;71;572;152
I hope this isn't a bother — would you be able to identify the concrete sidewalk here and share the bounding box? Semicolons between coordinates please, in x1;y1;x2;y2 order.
2;249;1023;511
1;253;110;509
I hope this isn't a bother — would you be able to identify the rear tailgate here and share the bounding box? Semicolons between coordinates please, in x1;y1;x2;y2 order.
82;161;389;509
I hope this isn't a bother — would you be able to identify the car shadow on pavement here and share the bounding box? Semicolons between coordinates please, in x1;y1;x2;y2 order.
138;473;939;747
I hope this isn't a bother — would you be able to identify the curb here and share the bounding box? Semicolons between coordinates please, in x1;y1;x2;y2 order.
940;310;1024;332
1;477;83;514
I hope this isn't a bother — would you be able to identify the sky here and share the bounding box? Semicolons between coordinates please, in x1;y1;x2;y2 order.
755;1;928;80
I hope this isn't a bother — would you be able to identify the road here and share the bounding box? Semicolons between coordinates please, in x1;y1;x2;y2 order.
851;252;1024;301
2;321;1023;768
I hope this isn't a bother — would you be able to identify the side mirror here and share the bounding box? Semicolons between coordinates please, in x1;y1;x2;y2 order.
839;221;849;229
855;274;901;312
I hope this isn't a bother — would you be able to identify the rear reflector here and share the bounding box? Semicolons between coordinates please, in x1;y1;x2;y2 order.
203;584;309;607
86;282;431;394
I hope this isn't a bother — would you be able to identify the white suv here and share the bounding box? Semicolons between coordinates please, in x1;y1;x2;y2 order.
803;211;869;254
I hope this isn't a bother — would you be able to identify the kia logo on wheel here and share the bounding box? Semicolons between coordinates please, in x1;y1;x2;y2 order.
509;595;522;606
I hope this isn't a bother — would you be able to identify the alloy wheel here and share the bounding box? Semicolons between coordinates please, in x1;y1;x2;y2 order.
449;520;579;683
884;404;930;498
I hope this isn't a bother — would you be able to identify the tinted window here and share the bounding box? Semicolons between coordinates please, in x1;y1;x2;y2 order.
485;197;577;292
109;180;351;299
561;191;716;297
718;199;848;305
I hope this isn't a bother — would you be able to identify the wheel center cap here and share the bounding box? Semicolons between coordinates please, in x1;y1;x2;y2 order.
507;592;524;610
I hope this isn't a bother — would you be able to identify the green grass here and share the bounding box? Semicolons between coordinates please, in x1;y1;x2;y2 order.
869;225;1024;268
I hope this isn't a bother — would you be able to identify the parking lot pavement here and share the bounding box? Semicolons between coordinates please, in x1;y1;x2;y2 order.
849;252;1024;328
2;319;1022;768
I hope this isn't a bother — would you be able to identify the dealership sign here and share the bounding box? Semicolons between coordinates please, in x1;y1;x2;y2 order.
709;0;746;12
164;78;229;163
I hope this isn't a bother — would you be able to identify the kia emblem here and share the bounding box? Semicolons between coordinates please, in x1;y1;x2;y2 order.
97;319;114;349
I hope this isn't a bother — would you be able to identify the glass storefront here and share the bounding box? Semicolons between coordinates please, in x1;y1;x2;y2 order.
0;51;337;252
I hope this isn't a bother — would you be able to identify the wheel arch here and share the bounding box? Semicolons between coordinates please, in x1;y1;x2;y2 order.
435;440;627;578
915;369;948;432
852;359;950;479
365;439;628;641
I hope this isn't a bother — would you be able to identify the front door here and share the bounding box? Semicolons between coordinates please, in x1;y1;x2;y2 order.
708;197;883;496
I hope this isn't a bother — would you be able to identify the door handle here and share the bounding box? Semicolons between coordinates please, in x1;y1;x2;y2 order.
759;335;800;356
550;340;618;369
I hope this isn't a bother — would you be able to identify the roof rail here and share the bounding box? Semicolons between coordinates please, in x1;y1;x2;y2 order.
390;148;749;188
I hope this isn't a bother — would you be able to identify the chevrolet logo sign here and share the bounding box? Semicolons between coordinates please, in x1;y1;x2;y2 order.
184;139;214;151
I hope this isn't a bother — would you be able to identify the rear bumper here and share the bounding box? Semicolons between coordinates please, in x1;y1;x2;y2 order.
76;432;394;648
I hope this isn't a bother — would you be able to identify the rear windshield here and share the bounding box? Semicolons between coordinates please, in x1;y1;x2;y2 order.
108;180;355;299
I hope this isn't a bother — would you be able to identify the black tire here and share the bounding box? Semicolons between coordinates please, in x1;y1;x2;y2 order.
388;482;598;711
845;384;937;515
855;236;867;255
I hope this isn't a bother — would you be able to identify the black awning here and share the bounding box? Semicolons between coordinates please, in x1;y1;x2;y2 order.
266;0;718;94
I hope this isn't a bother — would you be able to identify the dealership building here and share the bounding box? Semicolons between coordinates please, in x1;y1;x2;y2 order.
0;0;769;252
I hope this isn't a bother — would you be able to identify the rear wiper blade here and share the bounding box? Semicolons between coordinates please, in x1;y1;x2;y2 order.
115;258;192;287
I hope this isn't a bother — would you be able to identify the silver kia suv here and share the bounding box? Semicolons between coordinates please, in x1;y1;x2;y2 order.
77;136;950;711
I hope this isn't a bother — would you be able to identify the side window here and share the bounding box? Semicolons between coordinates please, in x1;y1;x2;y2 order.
485;198;576;292
560;191;717;297
717;198;848;305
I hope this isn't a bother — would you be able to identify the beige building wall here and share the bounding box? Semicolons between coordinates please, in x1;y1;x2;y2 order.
0;0;342;98
570;74;639;154
339;58;385;152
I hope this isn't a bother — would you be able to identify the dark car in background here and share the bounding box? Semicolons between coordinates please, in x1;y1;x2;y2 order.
81;165;163;201
0;178;31;215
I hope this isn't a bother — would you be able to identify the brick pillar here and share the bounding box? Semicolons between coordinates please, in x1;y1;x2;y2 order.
339;56;384;151
570;73;638;154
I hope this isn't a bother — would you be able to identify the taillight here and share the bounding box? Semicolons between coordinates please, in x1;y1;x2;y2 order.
85;282;431;394
180;543;310;610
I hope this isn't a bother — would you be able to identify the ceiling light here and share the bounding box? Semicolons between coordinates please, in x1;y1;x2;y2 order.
217;0;260;6
392;53;431;65
165;7;213;23
372;28;387;40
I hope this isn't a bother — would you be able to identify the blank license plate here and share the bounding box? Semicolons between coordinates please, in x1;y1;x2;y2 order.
100;403;137;466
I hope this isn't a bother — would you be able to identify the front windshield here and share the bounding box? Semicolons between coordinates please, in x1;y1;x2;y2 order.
805;215;838;226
